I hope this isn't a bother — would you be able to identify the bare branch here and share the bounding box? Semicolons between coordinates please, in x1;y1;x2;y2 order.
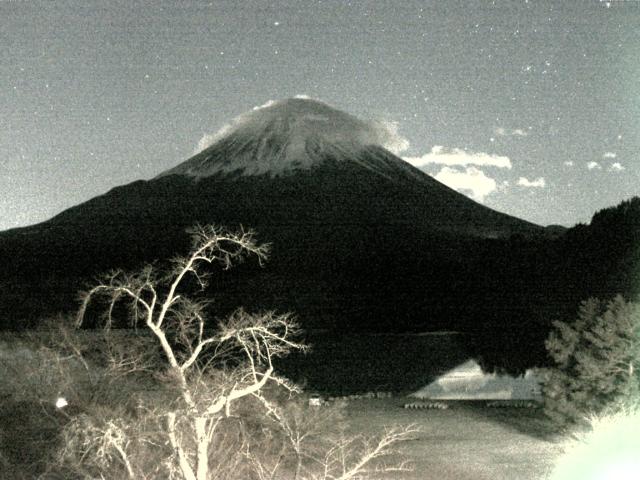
59;225;420;480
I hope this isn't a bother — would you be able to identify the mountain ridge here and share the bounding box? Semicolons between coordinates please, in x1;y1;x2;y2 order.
0;98;552;361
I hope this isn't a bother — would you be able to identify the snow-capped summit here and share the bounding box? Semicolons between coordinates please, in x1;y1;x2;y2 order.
150;97;543;240
160;98;409;178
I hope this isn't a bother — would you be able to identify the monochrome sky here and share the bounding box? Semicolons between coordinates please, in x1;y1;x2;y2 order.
1;0;638;230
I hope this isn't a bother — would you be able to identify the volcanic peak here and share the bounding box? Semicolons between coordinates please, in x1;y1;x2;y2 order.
160;98;409;178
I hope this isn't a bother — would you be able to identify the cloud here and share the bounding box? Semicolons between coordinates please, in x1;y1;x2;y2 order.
195;134;215;153
372;120;410;154
434;166;498;203
517;176;546;188
193;97;411;156
603;152;617;159
194;125;233;154
609;162;625;172
194;99;282;153
404;146;512;169
587;161;602;170
564;161;574;167
497;180;510;194
252;99;277;111
494;127;528;137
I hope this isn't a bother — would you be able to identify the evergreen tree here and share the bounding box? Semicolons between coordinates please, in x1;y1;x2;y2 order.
541;295;640;426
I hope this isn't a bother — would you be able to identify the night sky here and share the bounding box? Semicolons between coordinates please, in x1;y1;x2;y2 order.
2;0;638;231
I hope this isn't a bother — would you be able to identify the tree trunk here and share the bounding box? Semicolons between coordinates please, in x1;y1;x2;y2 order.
195;417;209;480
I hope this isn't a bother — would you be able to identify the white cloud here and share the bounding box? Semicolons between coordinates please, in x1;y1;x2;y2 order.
587;161;602;170
434;166;498;203
252;99;277;111
194;99;280;153
603;152;617;159
371;119;410;154
193;97;411;156
564;161;574;167
609;162;625;172
404;146;512;169
517;176;546;188
494;127;528;137
194;124;233;154
195;134;214;153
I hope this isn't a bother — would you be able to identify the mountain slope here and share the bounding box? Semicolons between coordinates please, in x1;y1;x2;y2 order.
0;98;546;335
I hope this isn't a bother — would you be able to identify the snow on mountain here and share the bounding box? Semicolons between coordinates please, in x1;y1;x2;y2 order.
160;98;410;178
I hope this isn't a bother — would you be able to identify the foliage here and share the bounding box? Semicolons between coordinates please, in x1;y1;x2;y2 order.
541;295;640;426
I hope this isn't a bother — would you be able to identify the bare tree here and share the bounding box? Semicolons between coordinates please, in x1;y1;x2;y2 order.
75;225;307;480
245;392;418;480
64;225;416;480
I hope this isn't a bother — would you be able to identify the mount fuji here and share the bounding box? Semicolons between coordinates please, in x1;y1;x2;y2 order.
1;98;552;340
158;98;540;237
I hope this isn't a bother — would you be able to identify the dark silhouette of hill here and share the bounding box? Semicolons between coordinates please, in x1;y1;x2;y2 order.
0;154;543;331
554;197;640;304
469;197;640;373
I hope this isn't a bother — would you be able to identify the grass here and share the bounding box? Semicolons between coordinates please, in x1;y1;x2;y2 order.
0;397;66;479
1;330;565;479
0;395;565;479
341;397;563;480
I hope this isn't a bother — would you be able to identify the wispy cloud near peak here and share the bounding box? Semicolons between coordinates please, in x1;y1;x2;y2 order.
404;146;512;169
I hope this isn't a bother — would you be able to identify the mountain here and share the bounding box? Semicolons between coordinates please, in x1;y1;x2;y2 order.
155;99;540;238
1;98;556;360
